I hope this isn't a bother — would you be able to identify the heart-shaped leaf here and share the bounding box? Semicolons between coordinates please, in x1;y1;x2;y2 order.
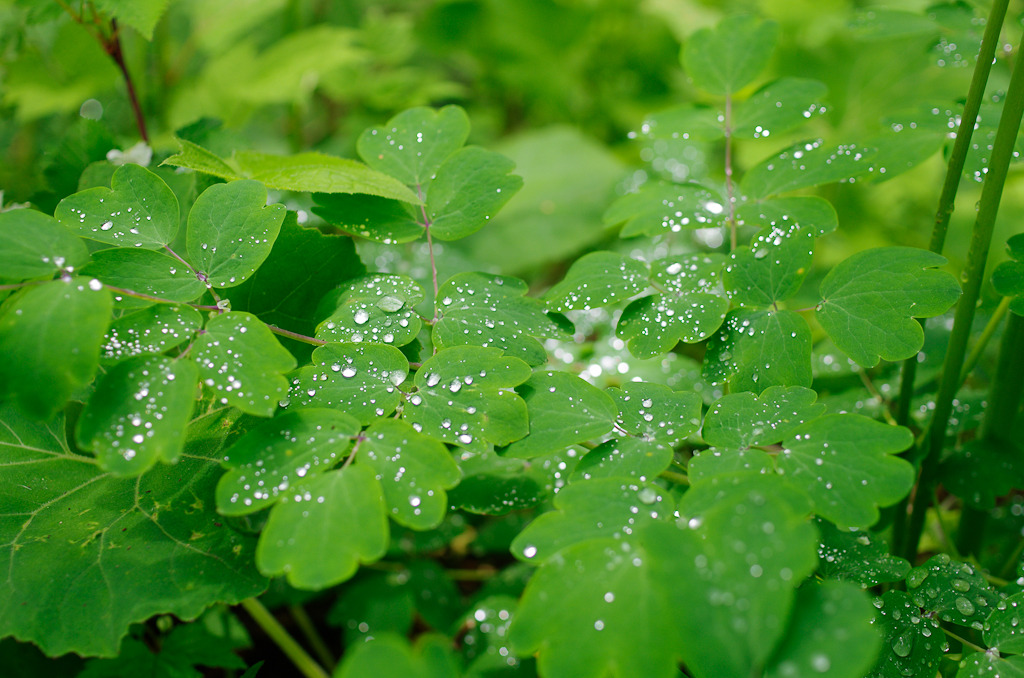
702;308;813;393
357;105;470;189
742;140;877;199
682;15;779;96
317;274;424;347
0;209;89;281
544;251;648;312
426;147;522;241
100;303;202;363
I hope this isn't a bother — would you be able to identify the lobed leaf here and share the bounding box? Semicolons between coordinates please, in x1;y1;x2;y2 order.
815;518;910;586
604;181;725;237
336;633;460;678
100;303;202;363
724;222;815;306
317;273;424;347
0;209;89;281
905;554;1001;631
81;248;207;308
573;437;674;482
426;146;522;241
543;251;648;312
688;447;774;483
682;15;779;96
985;591;1024;655
741;140;877;199
869;590;946;678
357;105;470;189
737;196;838;236
608;381;702;445
311;193;422;244
702;308;813;393
732;77;828;139
702;385;825;449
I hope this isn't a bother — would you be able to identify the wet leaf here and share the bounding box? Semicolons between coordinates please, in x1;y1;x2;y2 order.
336;632;460;678
702;308;812;393
742;140;877;199
868;590;946;678
448;447;574;515
939;439;1024;509
186;180;286;290
216;408;359;516
543;251;648;312
100;304;202;363
573;437;673;482
286;343;408;425
777;414;915;528
510;478;672;562
0;405;266;657
255;464;388;589
193;311;296;416
433;272;565;366
638;104;724;142
682;15;778;96
764;581;881;678
316;273;424;347
702;385;825;449
311;194;422;244
817;247;961;367
426;146;522;241
358;418;461;530
460;595;529;675
992;234;1024;316
688;447;774;483
76;355;199;476
985;591;1024;655
604;181;725;237
905;553;1000;631
955;653;1024;678
737;196;838;236
55;163;179;249
501;370;617;459
356;105;470;190
815;518;910;586
609;381;702;445
0;209;89;282
81;248;206;309
724;222;814;306
0;279;113;419
403;345;531;451
732;77;828;140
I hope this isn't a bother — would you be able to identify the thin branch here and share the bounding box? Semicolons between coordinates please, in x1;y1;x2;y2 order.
239;599;328;678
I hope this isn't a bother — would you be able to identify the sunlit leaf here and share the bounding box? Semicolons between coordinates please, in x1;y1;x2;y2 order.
742;140;877;199
604;181;725;237
702;308;812;393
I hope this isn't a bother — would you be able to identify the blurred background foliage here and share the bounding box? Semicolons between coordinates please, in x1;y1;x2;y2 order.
0;0;1021;281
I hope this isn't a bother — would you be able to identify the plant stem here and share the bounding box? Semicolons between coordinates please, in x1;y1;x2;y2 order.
239;598;329;678
288;605;336;672
959;295;1011;383
106;19;149;143
266;324;327;346
723;94;737;251
659;469;689;486
901;26;1024;561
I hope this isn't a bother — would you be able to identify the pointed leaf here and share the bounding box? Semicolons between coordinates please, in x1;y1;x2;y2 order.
0;406;266;657
737;196;838;236
358;419;461;530
311;193;422;244
286;343;409;425
216;408;359;516
815;518;910;586
725;222;815;306
732;77;828;139
502;370;617;459
76;355;198;475
426;147;522;241
993;234;1024;316
869;590;946;678
357;105;471;188
817;247;961;367
0;209;89;281
544;251;648;312
255;465;388;589
100;303;202;362
741;140;877;199
682;15;779;96
193;311;296;416
433;272;565;365
403;345;531;451
0;279;113;419
573;437;674;482
604;182;725;237
609;381;702;445
702;308;812;393
777;414;914;528
702;385;825;449
92;0;169;40
186;180;286;289
55;163;179;249
316;274;424;347
162;138;239;180
81;248;207;308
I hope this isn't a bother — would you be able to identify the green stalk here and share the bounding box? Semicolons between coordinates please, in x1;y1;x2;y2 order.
956;311;1024;556
901;27;1024;562
240;598;329;678
289;604;336;671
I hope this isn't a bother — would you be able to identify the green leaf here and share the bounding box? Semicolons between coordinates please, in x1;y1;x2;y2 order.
732;77;828;139
702;385;825;449
0;279;113;419
336;633;459;678
741;141;877;199
186;180;286;289
815;518;910;586
940;439;1024;509
461;596;528;674
316;274;424;347
162;139;240;180
92;0;169;40
403;345;531;451
311;194;422;244
193;311;296;416
956;653;1024;678
616;254;729;359
501;370;617;459
688;447;774;483
764;581;881;678
433;272;565;365
356;105;471;188
573;437;673;482
0;405;266;657
426;146;522;241
510;478;672;563
869;590;946;678
682;15;779;96
905;554;1001;631
0;209;89;281
817;247;962;367
223;216;367;340
724;222;815;306
81;248;207;309
358;419;461;530
984;591;1024;655
255;465;389;589
638;104;724;141
76;355;198;475
604;181;725;237
737;196;838;236
702;308;812;393
100;304;202;362
777;414;915;528
992;234;1024;316
850;9;939;40
330;571;415;644
543;251;648;312
216;408;359;516
55;163;179;249
448;449;552;514
608;381;702;445
286;343;409;425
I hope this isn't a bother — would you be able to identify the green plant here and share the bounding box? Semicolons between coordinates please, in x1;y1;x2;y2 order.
1;2;1024;678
